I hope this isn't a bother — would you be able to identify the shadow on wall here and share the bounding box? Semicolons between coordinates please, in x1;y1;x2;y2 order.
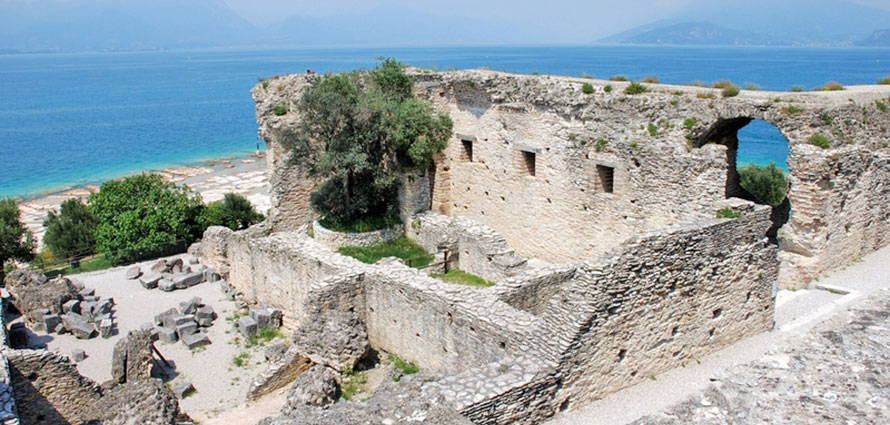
8;364;69;425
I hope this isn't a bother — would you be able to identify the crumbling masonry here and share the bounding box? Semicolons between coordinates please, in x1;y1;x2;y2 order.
202;70;890;424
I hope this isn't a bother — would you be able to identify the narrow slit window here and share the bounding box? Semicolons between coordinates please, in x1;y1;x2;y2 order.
597;164;614;193
461;140;473;162
521;151;536;176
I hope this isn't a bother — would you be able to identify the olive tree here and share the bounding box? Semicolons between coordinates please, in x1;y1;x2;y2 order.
43;198;97;260
0;198;34;284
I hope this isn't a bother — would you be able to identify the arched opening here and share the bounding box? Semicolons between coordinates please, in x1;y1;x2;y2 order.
695;118;791;243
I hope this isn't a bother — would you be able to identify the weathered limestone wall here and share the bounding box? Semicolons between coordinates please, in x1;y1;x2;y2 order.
253;70;890;287
5;349;102;425
542;203;777;408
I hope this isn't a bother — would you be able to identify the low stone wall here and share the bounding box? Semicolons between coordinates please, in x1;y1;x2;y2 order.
0;300;19;425
312;221;405;250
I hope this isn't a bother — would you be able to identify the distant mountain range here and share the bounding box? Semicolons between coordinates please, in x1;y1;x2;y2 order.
602;0;890;46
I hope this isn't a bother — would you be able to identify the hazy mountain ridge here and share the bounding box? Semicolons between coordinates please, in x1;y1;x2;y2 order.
857;29;890;46
603;0;890;46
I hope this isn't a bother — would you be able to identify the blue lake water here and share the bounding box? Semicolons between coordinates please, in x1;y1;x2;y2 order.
2;45;889;198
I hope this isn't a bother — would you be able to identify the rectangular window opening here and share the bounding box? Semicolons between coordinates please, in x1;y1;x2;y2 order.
597;164;614;193
461;140;473;162
522;151;536;176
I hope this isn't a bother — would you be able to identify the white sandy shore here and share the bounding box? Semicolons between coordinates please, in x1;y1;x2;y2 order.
17;155;271;249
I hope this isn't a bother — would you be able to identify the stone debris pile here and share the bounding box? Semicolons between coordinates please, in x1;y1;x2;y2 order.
133;256;221;293
5;270;116;340
237;305;283;339
150;297;217;349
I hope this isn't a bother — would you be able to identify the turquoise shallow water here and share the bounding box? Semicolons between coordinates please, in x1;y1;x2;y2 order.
1;45;888;198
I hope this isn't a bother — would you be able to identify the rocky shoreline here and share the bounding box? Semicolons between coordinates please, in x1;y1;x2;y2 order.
16;155;271;248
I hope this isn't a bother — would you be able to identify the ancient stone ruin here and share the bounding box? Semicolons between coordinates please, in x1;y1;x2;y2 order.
192;70;890;424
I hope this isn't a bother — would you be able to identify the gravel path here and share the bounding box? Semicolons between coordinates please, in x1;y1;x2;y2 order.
546;244;890;425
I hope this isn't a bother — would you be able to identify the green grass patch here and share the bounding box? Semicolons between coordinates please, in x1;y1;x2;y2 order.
781;105;801;114
604;85;613;93
684;117;697;130
44;255;112;278
696;92;716;100
340;366;367;401
648;123;658;137
791;85;804;92
338;235;433;268
387;353;419;381
624;82;648;95
808;134;830;149
609;75;628;82
273;104;287;116
581;83;594;94
431;269;494;287
318;211;401;233
876;100;888;112
232;352;250;368
594;138;607;153
257;327;285;342
721;85;740;98
716;208;741;219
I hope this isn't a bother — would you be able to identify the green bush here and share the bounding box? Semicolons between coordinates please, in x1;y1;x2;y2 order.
823;81;844;91
642;76;659;83
581;83;594;94
716;208;741;219
721;85;740;97
43;198;97;260
738;162;789;206
281;58;452;230
0;198;35;283
711;80;735;89
202;193;263;231
594;138;607;152
684;117;697;130
745;83;760;91
604;85;613;93
648;123;658;136
876;100;888;112
878;76;890;85
609;75;628;82
89;174;205;265
272;104;287;116
624;82;648;95
808;134;830;149
791;85;804;92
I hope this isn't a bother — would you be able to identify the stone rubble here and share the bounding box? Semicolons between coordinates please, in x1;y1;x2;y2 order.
149;298;217;350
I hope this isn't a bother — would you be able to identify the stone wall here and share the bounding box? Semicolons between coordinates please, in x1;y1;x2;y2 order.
312;221;405;250
254;70;890;288
0;301;19;425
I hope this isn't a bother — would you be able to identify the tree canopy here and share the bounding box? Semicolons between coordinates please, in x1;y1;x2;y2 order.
738;162;789;207
43;197;97;260
282;58;453;231
202;192;264;231
0;198;34;284
89;174;205;264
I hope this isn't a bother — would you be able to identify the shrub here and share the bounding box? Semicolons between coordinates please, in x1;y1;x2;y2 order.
281;58;452;230
261;80;269;89
823;81;844;91
272;104;287;116
609;75;628;82
820;113;833;125
604;85;613;93
202;193;263;231
808;134;830;149
624;82;648;95
0;198;35;283
791;85;804;92
716;208;741;219
689;81;707;87
711;80;735;89
684;117;697;130
696;92;716;99
43;198;97;260
878;76;890;85
722;85;740;98
745;83;760;91
876;100;888;112
648;123;658;136
782;105;801;114
581;83;594;94
642;76;659;83
594;138;607;153
89;174;205;265
738;162;789;206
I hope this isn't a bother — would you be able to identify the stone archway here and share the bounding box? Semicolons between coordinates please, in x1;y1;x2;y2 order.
695;117;791;243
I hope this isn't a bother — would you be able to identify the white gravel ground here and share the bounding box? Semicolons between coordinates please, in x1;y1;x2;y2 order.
22;254;277;421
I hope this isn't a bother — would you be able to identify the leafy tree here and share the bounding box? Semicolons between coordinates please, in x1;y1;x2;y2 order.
89;174;205;265
738;162;789;207
43;198;97;260
282;58;453;230
202;193;264;231
0;198;35;284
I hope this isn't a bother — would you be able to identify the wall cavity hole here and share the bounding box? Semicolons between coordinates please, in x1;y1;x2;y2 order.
712;308;723;319
27;373;38;381
672;350;682;357
709;328;716;338
499;342;506;350
631;371;638;377
746;291;752;303
559;399;571;412
547;198;552;203
369;307;375;312
416;333;420;338
671;326;679;336
618;349;627;362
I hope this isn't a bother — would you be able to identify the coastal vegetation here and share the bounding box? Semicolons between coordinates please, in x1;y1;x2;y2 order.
609;75;628;82
642;76;659;83
89;174;206;264
879;76;890;85
738;163;789;206
281;58;453;232
808;133;831;149
815;81;845;91
581;83;594;94
624;82;648;95
0;198;35;283
202;193;264;231
42;198;97;261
